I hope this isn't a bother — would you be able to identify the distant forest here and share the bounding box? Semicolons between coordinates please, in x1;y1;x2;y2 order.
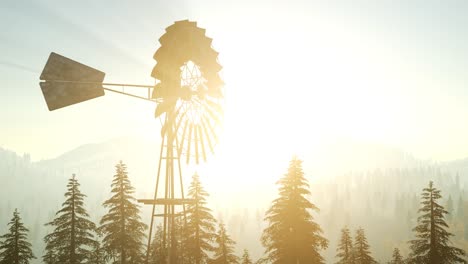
1;150;468;263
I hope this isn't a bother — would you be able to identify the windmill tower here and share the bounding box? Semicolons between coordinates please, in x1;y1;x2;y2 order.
39;20;223;263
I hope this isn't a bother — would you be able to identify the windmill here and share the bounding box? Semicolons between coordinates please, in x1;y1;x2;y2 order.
39;20;223;263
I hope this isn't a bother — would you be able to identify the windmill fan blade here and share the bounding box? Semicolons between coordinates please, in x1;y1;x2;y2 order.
165;102;185;136
201;121;214;154
204;99;223;124
174;106;189;135
194;125;199;164
178;119;189;156
198;125;207;162
205;97;223;115
203;116;218;144
160;102;183;137
203;101;222;125
186;124;194;164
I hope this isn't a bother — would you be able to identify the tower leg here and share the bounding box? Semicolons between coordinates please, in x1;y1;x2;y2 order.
146;135;166;264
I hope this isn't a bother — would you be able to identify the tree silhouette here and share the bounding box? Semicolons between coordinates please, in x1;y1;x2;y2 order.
261;157;328;264
354;228;376;264
408;181;466;263
388;248;404;264
98;161;147;263
0;209;35;264
185;173;217;264
211;222;239;264
43;174;97;264
241;249;253;264
336;226;354;264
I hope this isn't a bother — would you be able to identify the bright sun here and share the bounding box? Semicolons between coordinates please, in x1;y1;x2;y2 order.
188;29;407;193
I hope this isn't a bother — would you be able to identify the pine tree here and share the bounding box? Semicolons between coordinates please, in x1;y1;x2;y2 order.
408;181;466;263
211;223;239;264
336;226;354;264
185;173;217;264
241;249;253;264
261;157;328;264
43;174;97;264
98;161;147;263
354;228;376;264
388;248;404;264
0;209;35;264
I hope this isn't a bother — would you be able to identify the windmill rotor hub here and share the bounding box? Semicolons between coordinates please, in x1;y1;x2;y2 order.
179;60;207;101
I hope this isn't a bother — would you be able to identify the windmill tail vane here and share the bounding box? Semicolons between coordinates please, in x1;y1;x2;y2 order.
39;52;156;111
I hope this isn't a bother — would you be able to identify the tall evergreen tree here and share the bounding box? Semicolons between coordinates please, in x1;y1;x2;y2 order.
336;226;354;264
354;228;376;264
408;181;466;263
185;173;217;264
0;209;35;264
261;157;328;264
241;249;253;264
43;174;97;264
211;223;239;264
98;161;147;264
388;248;404;264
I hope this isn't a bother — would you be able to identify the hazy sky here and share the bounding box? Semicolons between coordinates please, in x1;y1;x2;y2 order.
1;0;468;162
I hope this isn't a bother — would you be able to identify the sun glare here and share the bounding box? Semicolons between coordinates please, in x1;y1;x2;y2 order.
189;28;412;191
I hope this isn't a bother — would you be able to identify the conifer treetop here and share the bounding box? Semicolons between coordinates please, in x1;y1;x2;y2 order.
212;222;239;264
98;161;147;263
335;226;353;264
389;248;404;264
261;157;328;264
409;181;466;264
0;209;35;264
241;249;253;264
185;173;217;264
354;227;376;264
43;174;97;264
